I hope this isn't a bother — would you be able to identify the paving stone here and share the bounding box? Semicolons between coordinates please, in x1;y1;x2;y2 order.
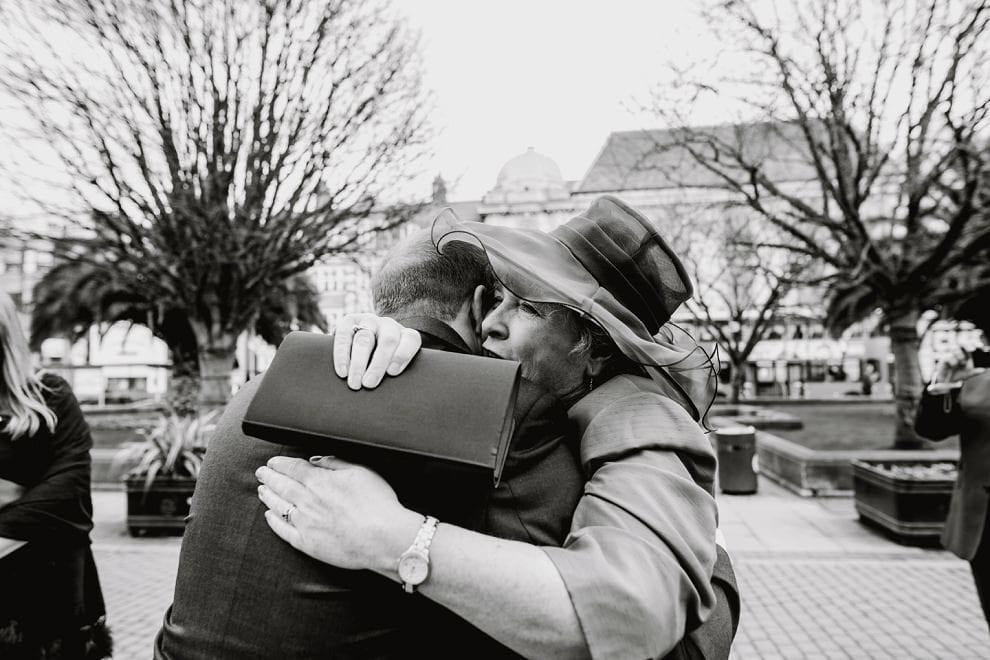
90;476;990;660
94;545;180;659
732;558;989;658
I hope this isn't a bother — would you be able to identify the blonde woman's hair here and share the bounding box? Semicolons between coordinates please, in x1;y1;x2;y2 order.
0;291;57;440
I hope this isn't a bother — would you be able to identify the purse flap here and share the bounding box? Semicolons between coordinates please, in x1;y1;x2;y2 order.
242;331;521;484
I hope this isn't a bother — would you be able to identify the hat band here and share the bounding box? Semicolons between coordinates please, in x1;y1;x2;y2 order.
551;219;666;333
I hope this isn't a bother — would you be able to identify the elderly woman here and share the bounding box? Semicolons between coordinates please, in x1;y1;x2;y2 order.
256;196;730;659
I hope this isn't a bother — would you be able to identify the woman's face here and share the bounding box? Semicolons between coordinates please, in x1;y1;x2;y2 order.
481;286;588;400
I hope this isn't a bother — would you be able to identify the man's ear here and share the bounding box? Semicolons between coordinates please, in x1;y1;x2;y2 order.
470;285;487;336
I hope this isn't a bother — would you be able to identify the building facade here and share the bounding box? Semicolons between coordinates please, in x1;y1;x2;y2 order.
10;122;982;402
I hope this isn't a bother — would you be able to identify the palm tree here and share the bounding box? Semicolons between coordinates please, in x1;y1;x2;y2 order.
2;0;428;407
31;258;326;412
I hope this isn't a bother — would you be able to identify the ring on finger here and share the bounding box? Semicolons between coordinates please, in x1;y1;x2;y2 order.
282;503;297;524
352;322;376;336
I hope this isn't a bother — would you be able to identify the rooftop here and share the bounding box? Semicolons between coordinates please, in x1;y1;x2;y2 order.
577;121;822;193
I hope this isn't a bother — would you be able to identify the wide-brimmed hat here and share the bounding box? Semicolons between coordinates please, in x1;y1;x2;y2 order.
433;194;717;425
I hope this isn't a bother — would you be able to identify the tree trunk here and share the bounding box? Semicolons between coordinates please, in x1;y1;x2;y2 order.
165;329;201;416
167;354;200;417
187;317;237;410
198;346;236;409
729;360;747;404
888;310;924;449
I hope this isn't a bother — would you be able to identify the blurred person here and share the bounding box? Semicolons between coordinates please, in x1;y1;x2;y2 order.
155;234;586;658
258;195;740;659
860;362;878;397
0;290;112;659
915;303;990;630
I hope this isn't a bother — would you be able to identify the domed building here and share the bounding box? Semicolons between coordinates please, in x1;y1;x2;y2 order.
485;147;570;203
479;147;580;230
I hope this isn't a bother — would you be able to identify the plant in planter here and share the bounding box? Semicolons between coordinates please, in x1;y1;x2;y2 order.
852;459;958;545
115;410;219;536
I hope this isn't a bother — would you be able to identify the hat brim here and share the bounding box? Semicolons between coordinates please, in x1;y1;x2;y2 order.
431;213;717;425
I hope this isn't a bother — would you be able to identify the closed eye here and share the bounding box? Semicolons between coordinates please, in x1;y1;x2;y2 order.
519;301;543;317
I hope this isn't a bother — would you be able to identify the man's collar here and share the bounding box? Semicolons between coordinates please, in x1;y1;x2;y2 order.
395;315;476;355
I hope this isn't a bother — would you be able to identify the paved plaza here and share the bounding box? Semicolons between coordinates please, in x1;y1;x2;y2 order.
91;478;990;659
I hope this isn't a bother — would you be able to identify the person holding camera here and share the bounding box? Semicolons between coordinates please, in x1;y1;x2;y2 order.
915;335;990;631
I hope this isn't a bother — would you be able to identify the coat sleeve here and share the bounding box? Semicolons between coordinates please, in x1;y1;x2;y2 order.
541;393;718;660
0;375;94;546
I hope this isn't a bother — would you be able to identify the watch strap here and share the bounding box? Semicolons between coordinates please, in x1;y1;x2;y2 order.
411;515;439;554
400;515;439;593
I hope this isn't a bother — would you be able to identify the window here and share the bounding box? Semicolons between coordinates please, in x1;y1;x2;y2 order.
106;377;148;392
806;362;827;382
827;362;847;382
756;362;775;384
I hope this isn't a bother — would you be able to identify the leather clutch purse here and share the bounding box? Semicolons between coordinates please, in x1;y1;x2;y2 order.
242;331;522;484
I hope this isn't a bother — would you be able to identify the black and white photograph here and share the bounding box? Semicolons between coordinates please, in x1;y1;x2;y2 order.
0;0;988;658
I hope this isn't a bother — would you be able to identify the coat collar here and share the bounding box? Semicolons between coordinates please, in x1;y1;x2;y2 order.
396;315;476;355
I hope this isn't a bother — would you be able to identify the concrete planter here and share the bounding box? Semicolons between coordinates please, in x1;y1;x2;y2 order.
710;406;803;431
851;459;956;545
754;430;958;496
125;475;196;536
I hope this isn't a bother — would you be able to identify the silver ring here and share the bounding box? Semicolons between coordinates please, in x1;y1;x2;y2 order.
282;504;297;524
352;322;375;335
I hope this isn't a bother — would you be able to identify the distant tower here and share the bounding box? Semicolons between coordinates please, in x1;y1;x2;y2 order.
432;174;447;204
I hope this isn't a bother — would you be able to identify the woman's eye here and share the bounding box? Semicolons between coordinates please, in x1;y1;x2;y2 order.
519;302;542;317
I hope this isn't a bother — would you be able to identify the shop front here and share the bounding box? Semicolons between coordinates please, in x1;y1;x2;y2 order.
739;337;893;399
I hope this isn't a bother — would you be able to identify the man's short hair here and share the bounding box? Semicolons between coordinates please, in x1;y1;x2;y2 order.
372;230;494;321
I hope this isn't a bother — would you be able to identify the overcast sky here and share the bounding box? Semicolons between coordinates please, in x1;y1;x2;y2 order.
398;0;722;200
0;1;733;214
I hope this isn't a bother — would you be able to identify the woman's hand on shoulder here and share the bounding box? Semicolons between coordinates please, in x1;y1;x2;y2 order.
256;456;421;574
332;313;422;390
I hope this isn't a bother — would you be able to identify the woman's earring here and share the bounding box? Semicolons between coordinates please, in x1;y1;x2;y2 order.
587;376;594;393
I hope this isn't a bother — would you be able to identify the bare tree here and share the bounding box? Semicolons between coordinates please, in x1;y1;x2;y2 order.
673;208;811;403
0;0;431;405
650;0;990;447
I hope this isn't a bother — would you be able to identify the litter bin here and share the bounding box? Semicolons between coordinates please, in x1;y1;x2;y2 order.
714;425;757;494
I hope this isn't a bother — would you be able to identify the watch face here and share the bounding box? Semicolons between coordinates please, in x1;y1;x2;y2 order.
398;552;429;585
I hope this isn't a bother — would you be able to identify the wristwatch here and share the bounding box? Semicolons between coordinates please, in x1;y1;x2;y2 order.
397;515;439;593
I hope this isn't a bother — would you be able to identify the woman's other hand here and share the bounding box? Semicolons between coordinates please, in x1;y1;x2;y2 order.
0;476;24;508
256;456;421;574
332;313;422;390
